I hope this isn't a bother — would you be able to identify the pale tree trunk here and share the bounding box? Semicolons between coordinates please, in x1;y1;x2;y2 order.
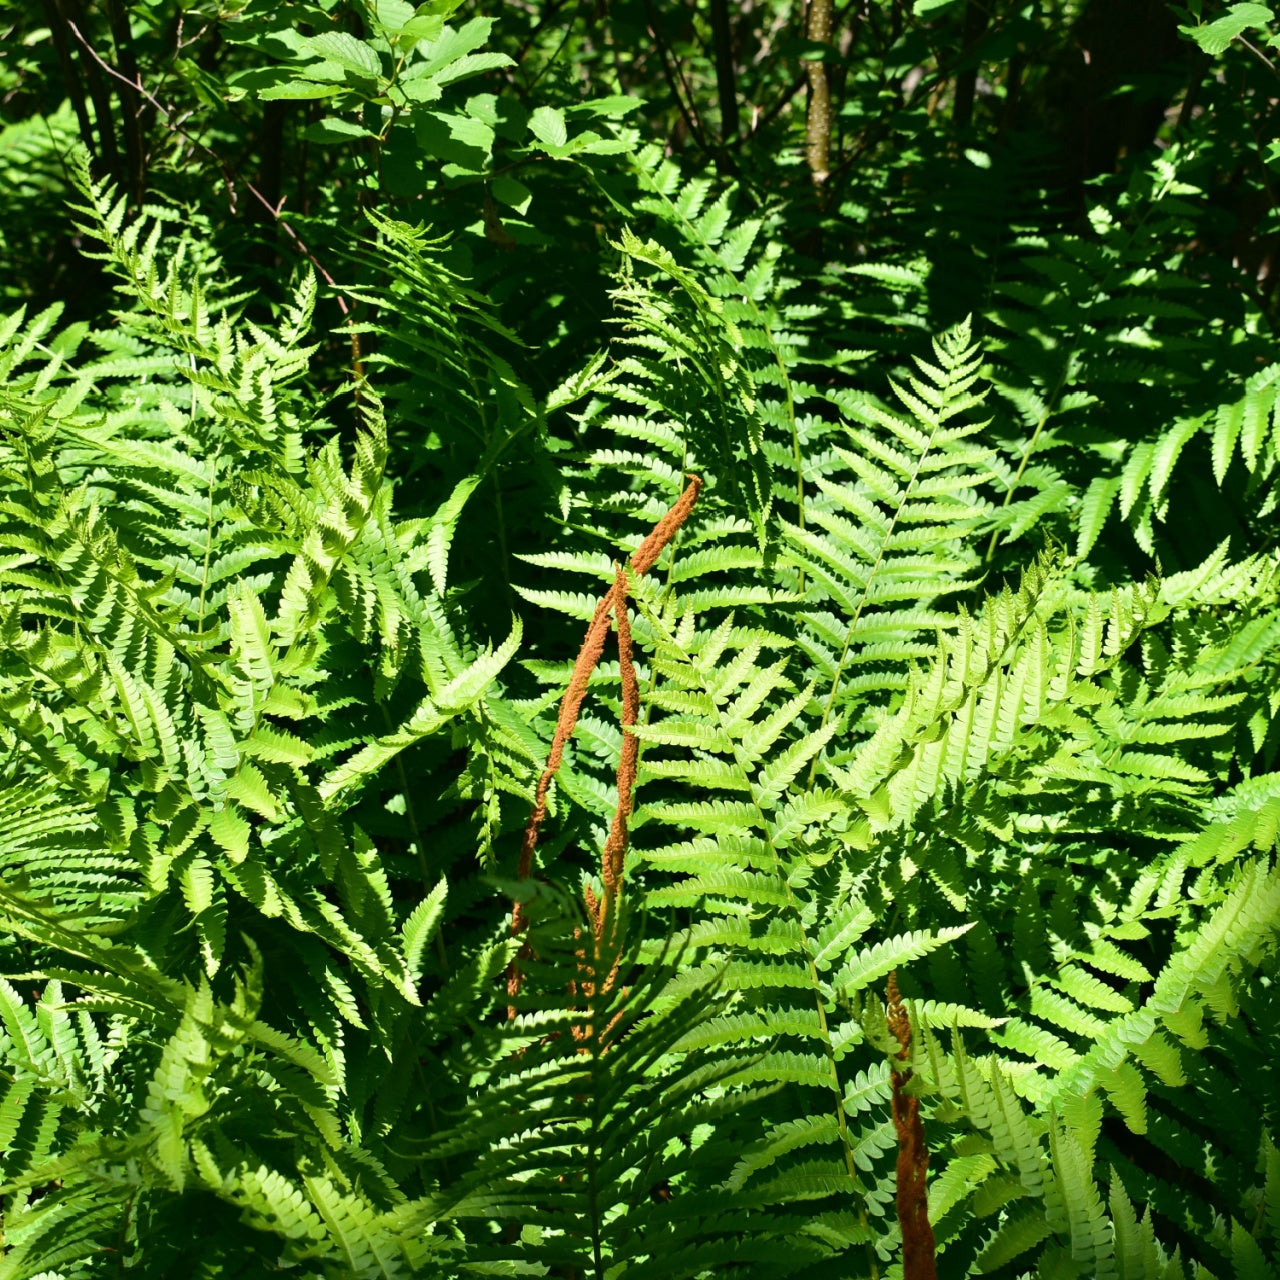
804;0;834;186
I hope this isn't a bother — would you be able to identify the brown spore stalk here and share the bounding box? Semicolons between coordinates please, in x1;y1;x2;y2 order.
506;475;702;1009
887;970;938;1280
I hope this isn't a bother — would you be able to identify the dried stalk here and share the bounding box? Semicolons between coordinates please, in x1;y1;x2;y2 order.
506;476;701;1008
887;971;938;1280
507;590;614;957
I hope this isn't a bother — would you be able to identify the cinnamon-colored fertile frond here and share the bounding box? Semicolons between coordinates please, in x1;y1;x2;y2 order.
506;478;701;1009
508;589;614;957
887;969;910;1059
573;884;627;1048
629;474;702;575
887;971;938;1280
601;566;639;909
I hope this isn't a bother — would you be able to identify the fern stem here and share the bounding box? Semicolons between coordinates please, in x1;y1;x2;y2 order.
787;372;806;593
808;946;880;1280
588;1066;606;1280
413;1058;445;1166
624;460;694;887
117;1186;138;1271
491;470;512;589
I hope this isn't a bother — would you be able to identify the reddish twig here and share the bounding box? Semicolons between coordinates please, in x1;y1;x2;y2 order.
67;20;167;119
887;971;938;1280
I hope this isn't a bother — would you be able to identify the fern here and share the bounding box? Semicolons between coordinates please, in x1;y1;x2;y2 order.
781;317;997;735
4;43;1280;1271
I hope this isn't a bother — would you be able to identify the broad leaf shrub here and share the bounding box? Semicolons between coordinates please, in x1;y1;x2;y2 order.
1;3;1280;1279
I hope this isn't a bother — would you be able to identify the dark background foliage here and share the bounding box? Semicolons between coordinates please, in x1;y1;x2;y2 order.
6;0;1277;573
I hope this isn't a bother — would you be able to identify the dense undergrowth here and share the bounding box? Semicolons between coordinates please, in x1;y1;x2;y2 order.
1;0;1280;1276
